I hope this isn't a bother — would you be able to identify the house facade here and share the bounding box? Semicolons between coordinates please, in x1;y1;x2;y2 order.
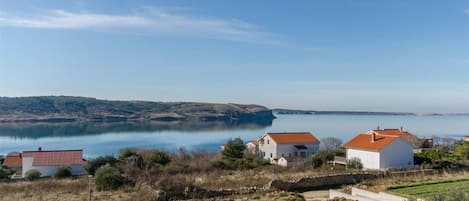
258;132;320;166
2;152;22;172
343;130;414;170
22;148;86;177
246;140;259;154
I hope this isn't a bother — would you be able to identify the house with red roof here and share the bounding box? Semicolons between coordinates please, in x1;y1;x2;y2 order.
258;132;320;166
3;152;22;171
343;129;414;170
22;147;86;178
246;140;259;154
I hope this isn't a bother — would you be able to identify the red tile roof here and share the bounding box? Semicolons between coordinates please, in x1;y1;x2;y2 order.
267;132;320;144
372;129;417;141
343;133;399;152
248;140;259;145
22;149;85;166
3;153;22;167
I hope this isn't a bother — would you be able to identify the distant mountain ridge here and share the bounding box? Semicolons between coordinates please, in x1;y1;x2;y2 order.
273;108;469;116
0;96;275;123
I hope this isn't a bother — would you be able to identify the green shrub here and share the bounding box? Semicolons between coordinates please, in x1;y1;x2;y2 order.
53;166;72;179
146;150;171;166
119;148;140;161
95;164;124;191
310;149;334;168
346;157;363;170
24;169;41;181
85;155;118;175
222;138;245;159
0;166;13;180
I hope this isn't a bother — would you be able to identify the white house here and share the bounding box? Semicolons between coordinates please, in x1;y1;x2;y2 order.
258;132;320;166
22;148;86;177
343;130;414;170
245;140;259;154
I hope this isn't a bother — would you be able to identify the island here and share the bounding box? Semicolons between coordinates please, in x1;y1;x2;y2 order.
0;96;276;123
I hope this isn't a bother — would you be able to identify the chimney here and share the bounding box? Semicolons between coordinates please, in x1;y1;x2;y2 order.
371;132;376;143
400;126;404;132
19;153;22;158
38;147;42;152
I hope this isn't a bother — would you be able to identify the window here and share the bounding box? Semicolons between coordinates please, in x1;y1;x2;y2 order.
300;152;306;157
281;154;284;157
270;153;272;158
289;153;291;157
294;152;298;157
267;140;270;144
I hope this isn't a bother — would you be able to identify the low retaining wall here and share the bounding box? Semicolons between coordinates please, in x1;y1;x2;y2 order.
268;173;378;191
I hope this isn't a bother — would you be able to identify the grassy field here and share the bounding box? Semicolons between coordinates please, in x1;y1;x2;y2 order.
388;179;469;198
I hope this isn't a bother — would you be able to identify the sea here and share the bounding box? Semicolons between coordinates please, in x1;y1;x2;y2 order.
1;114;468;158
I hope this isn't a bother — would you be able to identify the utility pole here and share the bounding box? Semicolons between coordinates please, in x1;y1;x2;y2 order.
88;175;93;201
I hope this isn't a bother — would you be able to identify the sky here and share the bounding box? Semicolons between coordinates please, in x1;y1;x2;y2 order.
0;0;468;113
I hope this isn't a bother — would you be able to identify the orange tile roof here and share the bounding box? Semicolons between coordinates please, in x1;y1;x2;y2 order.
22;149;85;166
249;140;259;145
343;133;399;152
267;132;320;144
3;154;22;167
372;129;417;141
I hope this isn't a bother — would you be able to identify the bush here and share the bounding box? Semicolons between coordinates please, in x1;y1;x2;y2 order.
0;166;13;180
24;169;41;181
53;166;72;179
310;149;335;168
95;164;124;191
85;155;118;175
146;150;171;166
119;148;140;161
222;138;245;159
346;157;363;170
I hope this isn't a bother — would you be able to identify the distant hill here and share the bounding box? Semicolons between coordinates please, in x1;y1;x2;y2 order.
273;109;469;116
0;96;275;123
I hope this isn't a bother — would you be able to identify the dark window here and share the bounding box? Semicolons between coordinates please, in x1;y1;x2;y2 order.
270;153;272;158
289;153;292;157
294;152;298;157
300;152;306;157
267;140;270;144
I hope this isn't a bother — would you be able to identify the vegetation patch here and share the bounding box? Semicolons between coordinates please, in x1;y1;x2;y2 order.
388;179;469;198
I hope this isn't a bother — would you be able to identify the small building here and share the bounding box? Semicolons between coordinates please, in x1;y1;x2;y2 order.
246;140;259;154
343;131;414;170
465;135;469;143
258;132;320;165
277;156;306;167
3;152;22;172
22;148;86;178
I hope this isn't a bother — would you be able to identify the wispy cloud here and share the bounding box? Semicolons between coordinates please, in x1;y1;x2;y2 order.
0;7;280;44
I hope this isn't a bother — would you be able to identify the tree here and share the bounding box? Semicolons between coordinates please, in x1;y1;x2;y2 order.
146;150;171;166
320;137;342;150
310;149;335;168
222;138;245;159
455;143;469;161
53;166;72;179
95;164;124;191
85;155;118;176
0;166;13;180
119;148;140;161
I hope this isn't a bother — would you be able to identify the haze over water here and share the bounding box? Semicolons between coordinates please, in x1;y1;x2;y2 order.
1;114;468;158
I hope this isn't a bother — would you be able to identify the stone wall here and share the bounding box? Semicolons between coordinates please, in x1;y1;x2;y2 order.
268;172;378;191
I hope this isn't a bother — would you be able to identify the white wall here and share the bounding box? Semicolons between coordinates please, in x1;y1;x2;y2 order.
258;135;320;161
22;157;33;178
346;148;381;169
259;135;277;160
380;138;414;169
32;165;85;177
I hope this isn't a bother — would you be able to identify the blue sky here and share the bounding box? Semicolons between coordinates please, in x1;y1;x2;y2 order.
0;0;468;112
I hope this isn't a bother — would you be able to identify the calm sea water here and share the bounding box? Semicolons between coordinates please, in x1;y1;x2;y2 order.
1;114;468;158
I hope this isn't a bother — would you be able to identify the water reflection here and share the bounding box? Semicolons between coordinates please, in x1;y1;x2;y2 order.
0;119;273;139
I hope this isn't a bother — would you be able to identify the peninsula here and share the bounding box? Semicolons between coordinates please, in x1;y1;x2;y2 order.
0;96;275;123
